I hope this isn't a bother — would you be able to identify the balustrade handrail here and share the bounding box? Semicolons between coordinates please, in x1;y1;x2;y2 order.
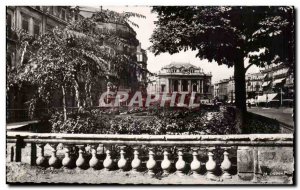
7;132;293;146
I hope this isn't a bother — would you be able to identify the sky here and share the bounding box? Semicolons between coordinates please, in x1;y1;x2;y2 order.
101;6;260;83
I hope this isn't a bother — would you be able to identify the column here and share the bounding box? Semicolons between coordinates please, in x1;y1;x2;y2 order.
169;79;172;93
178;79;182;92
201;80;204;93
188;80;192;93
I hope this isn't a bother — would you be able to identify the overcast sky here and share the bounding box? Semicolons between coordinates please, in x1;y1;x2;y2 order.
102;6;260;83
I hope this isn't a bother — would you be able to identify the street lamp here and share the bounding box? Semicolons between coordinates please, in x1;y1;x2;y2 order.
280;87;284;107
266;93;268;108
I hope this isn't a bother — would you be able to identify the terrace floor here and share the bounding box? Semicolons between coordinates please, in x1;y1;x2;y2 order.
6;163;291;185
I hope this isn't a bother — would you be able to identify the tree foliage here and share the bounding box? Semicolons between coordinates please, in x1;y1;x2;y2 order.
7;9;145;120
151;6;294;69
150;6;295;132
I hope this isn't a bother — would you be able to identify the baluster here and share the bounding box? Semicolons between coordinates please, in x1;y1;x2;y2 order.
36;144;46;166
89;145;99;169
62;145;72;168
190;147;201;177
175;148;186;176
48;143;59;168
103;149;113;171
146;147;156;177
76;145;85;169
205;147;217;180
221;147;232;179
131;147;141;172
161;148;171;175
117;146;127;170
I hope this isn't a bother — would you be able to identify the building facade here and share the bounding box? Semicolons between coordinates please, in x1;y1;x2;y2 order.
213;62;294;107
147;62;213;100
259;63;294;106
246;72;264;99
6;6;149;121
6;6;81;68
6;6;82;121
214;78;230;102
79;7;149;94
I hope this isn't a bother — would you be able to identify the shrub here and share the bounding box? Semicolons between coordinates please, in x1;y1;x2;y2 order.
49;106;237;135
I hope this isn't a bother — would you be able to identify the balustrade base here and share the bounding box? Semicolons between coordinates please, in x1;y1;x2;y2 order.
192;172;201;178
6;162;293;184
222;172;232;179
206;172;219;181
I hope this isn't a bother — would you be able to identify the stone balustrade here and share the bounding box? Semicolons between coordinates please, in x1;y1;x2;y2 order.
6;132;294;183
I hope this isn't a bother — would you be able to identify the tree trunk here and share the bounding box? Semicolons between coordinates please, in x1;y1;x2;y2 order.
85;68;93;107
234;58;247;134
61;85;67;121
20;42;28;64
74;79;81;108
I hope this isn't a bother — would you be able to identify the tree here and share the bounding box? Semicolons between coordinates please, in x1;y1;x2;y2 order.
150;6;295;133
7;9;145;121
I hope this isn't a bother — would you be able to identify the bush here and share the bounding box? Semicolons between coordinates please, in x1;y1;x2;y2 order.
49;107;237;135
50;108;111;134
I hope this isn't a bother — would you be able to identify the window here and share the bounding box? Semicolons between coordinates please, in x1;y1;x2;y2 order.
61;8;66;20
21;17;29;32
49;7;54;15
46;24;54;33
161;85;165;92
33;20;40;35
6;13;12;37
137;54;142;62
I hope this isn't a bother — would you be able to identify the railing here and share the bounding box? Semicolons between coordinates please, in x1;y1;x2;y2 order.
6;132;294;183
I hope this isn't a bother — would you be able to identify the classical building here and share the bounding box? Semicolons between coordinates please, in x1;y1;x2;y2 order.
147;62;213;100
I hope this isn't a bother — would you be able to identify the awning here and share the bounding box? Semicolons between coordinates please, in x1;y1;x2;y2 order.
247;99;256;104
257;93;278;103
273;78;285;85
262;81;270;87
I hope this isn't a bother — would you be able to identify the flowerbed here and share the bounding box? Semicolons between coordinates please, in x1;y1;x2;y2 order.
49;106;237;135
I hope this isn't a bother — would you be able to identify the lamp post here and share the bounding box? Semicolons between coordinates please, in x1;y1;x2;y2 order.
280;87;283;107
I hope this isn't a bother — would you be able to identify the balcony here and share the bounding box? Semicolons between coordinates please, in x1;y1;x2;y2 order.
6;132;294;184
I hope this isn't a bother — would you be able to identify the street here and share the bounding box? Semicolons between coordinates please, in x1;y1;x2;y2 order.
248;107;294;127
